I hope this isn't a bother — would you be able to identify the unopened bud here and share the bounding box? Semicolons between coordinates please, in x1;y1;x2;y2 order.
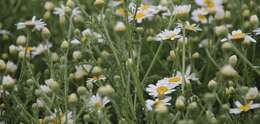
77;86;87;96
68;93;78;104
228;55;238;66
175;96;186;109
72;51;82;60
94;0;105;6
114;21;126;32
250;15;259;27
220;65;238;77
208;80;217;90
61;40;69;48
192;52;200;59
16;35;27;46
97;84;115;96
41;27;51;40
0;59;6;70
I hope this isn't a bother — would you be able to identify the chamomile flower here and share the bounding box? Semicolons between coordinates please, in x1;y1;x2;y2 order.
31;43;52;57
86;75;106;83
71;7;81;17
154;28;182;41
2;75;16;86
195;0;223;13
39;85;51;94
53;4;66;16
146;82;175;97
16;16;46;31
175;66;198;83
245;87;259;100
49;110;73;124
173;4;191;17
89;94;110;110
146;97;171;111
157;75;182;87
221;30;256;43
191;8;208;24
229;101;260;114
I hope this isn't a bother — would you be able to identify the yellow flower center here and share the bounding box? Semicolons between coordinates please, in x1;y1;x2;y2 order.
135;12;145;20
24;47;33;53
247;95;256;100
239;104;251;111
156;85;169;94
92;75;99;80
204;0;215;9
198;14;206;21
95;101;102;109
232;32;245;39
116;7;125;16
168;76;181;83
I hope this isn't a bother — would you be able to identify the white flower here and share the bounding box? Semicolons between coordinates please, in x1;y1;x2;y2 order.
191;8;208;24
173;4;191;16
253;28;260;35
71;7;81;17
16;16;46;31
2;75;16;86
221;30;256;43
89;94;110;110
246;87;259;100
175;66;198;83
128;3;157;23
53;4;66;16
146;97;171;111
154;28;182;41
86;75;106;83
195;0;223;13
70;38;81;45
31;43;52;57
146;82;175;97
229;101;260;114
39;85;51;93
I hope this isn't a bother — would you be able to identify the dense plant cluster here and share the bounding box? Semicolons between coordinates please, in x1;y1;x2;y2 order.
1;0;260;123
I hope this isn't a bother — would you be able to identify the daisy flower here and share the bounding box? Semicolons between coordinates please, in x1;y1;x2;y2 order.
175;66;198;84
173;4;191;17
191;8;208;24
245;87;259;100
154;28;182;41
146;82;175;97
71;7;81;17
89;94;110;110
195;0;223;13
16;16;46;31
31;43;52;57
221;30;256;43
53;4;66;17
229;101;260;114
146;97;171;111
86;75;106;83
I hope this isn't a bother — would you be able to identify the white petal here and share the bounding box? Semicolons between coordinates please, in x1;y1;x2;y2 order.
229;108;242;114
251;103;260;109
245;35;256;43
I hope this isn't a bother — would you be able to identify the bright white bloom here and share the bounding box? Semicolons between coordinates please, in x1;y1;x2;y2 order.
253;28;260;35
70;39;81;45
16;16;46;31
86;75;106;83
173;5;191;16
2;75;16;86
71;7;81;17
146;82;175;97
48;110;73;124
31;43;52;57
192;8;208;24
229;101;260;114
89;94;110;110
154;28;182;41
221;30;256;43
128;3;158;23
53;4;66;16
175;66;198;83
195;0;223;13
146;97;171;111
246;87;259;100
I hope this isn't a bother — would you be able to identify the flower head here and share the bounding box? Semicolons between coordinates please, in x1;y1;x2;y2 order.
192;8;208;24
16;16;46;31
89;94;110;110
146;82;176;97
146;97;171;111
154;28;182;41
229;101;260;114
173;4;191;17
246;87;259;100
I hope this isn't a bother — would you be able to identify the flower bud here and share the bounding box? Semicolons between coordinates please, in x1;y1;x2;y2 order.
114;21;126;32
228;55;238;66
72;51;82;60
242;9;250;17
204;93;216;105
92;66;102;75
6;61;17;73
44;1;55;11
221;104;230;112
2;75;16;89
250;15;259;27
41;27;51;40
155;104;168;114
192;52;200;59
208;80;217;90
9;45;17;56
221;42;233;50
51;52;59;62
101;50;110;59
68;93;78;104
59;16;66;25
86;82;93;90
61;40;69;49
16;35;27;46
43;11;51;20
74;15;84;24
0;59;6;70
215;25;228;36
136;27;144;33
224;11;231;20
175;96;186;109
66;0;75;8
220;65;238;77
187;102;198;112
77;86;87;96
97;84;115;96
94;0;105;6
169;50;176;60
126;58;133;68
1;53;8;60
